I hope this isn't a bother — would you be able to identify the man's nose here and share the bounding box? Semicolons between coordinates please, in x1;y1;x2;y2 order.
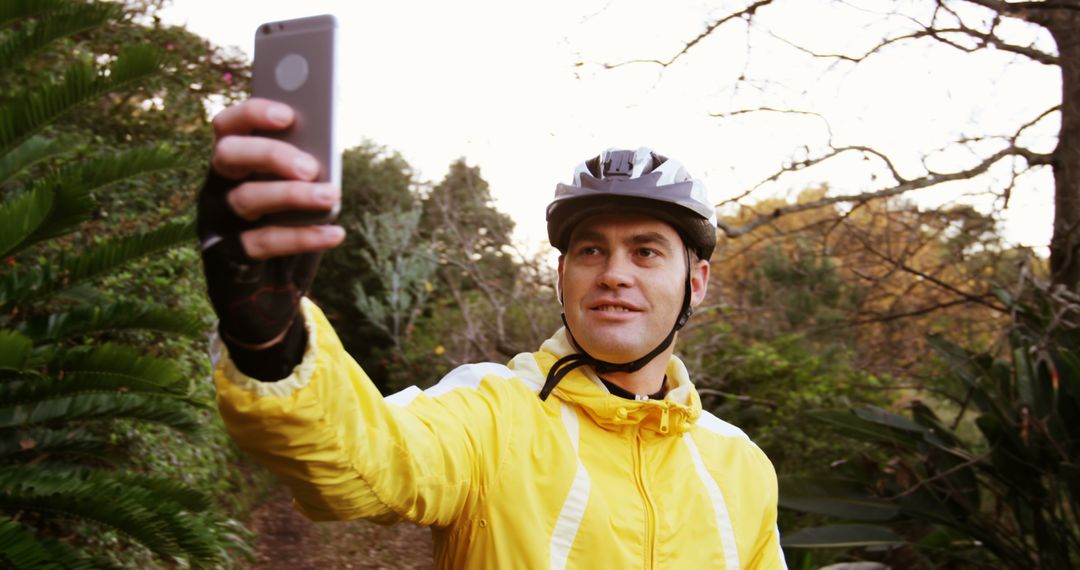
596;255;633;289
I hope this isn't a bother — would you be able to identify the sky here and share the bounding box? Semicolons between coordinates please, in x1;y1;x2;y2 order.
158;0;1058;262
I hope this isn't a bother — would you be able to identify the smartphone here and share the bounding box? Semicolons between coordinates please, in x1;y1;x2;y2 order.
251;14;340;226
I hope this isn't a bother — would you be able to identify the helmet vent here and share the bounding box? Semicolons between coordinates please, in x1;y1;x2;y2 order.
603;150;635;177
584;156;603;178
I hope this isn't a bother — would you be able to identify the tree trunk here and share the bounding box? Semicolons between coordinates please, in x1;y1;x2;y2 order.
1047;10;1080;290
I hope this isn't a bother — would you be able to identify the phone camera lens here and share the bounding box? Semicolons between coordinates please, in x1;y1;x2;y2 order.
261;24;271;34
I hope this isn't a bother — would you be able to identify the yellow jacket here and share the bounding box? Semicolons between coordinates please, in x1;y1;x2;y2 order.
215;299;786;569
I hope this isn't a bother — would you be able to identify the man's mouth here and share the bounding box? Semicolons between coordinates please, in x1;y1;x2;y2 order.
588;300;641;313
593;305;634;313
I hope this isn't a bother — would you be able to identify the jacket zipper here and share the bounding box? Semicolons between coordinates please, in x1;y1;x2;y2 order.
633;429;657;569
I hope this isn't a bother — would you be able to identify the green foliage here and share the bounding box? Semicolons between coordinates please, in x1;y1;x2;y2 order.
780;285;1080;569
750;241;864;336
352;207;437;349
416;159;559;370
688;241;887;474
313;142;422;391
0;1;253;567
687;324;886;474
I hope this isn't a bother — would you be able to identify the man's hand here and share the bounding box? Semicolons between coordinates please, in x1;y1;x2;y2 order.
197;99;344;377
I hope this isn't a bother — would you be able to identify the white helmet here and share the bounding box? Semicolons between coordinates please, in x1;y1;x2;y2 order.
546;147;717;260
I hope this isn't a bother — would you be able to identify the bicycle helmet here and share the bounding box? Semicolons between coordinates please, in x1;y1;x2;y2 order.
540;147;718;401
547;147;717;260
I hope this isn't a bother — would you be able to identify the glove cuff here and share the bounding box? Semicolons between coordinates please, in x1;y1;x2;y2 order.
223;316;308;381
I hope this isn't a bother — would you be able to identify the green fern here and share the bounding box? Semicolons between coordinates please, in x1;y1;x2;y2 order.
0;516;103;570
0;2;121;72
0;145;189;257
0;388;203;433
0;2;248;566
0;218;195;307
0;1;72;26
16;301;206;344
0;135;81;188
0;428;126;465
0;466;222;566
0;46;163;157
47;342;193;394
0;331;32;371
0;177;53;258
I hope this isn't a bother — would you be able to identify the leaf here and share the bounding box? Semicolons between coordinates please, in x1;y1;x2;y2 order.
51;343;191;394
16;145;191;250
16;301;207;344
0;515;100;570
0;46;163;157
0;466;223;565
0;331;32;371
0;219;195;307
779;477;900;521
0;2;121;72
0;389;202;434
781;524;905;549
0;428;126;465
808;406;926;449
0;0;72;26
1014;344;1035;408
0;135;80;187
0;179;53;258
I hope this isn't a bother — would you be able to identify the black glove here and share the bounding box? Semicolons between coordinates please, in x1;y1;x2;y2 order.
197;170;321;381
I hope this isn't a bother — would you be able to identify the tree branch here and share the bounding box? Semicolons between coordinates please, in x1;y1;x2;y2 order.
604;0;776;69
716;105;1055;238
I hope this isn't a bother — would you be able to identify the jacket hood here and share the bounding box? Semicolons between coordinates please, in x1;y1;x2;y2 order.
512;328;703;436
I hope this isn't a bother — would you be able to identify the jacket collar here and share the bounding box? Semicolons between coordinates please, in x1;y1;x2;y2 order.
524;328;702;436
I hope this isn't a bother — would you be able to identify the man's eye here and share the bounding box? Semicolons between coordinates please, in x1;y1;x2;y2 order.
637;248;658;257
580;246;600;256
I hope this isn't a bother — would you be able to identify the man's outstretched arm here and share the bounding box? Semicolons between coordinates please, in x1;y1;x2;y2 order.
199;100;504;526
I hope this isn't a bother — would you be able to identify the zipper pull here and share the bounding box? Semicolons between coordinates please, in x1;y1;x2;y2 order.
659;406;670;434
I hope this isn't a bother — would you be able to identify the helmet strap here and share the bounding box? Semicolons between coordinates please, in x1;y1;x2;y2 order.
539;248;694;401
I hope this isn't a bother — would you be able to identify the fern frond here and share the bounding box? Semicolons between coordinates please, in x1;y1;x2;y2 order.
0;331;32;372
0;180;52;259
49;343;190;393
0;2;121;72
0;0;70;26
17;145;191;250
17;301;207;344
0;428;125;465
0;466;223;566
0;46;163;157
109;471;213;512
0;219;195;307
0;388;202;433
0;515;99;570
0;135;80;188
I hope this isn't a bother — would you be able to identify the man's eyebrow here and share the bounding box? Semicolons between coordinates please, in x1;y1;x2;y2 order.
568;229;676;249
628;232;674;249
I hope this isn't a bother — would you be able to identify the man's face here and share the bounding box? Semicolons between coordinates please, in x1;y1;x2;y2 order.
557;213;709;363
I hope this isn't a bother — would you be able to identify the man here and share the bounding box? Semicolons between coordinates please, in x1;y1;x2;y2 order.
200;98;786;569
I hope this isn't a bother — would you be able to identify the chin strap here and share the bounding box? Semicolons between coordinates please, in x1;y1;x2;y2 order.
539;256;693;401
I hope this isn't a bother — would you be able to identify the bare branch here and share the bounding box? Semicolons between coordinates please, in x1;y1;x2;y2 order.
716;101;1055;238
850;230;1009;313
1016;105;1062;139
604;0;776;69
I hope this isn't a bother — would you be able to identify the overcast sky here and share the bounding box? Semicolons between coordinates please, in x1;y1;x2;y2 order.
159;0;1057;260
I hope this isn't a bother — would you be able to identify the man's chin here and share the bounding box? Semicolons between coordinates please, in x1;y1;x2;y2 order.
573;337;649;364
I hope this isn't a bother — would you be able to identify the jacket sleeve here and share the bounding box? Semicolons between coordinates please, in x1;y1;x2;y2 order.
746;454;787;569
213;298;513;526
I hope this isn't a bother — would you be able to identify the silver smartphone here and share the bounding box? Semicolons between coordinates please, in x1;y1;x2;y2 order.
252;14;340;226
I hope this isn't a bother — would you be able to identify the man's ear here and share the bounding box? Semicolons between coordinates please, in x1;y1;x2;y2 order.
689;258;709;307
556;255;565;306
